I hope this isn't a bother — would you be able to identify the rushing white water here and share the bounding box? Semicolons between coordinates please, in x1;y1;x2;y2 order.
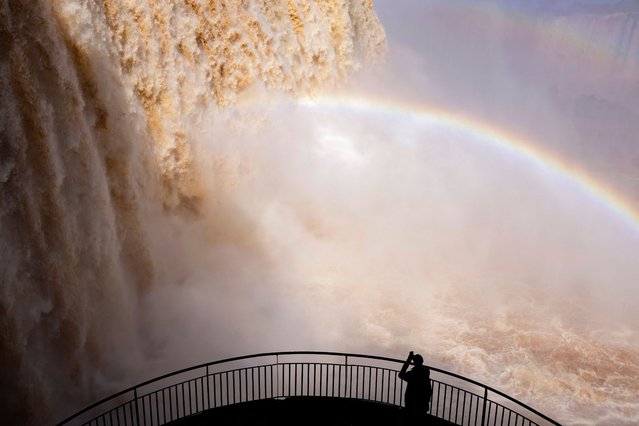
0;1;384;423
1;1;638;425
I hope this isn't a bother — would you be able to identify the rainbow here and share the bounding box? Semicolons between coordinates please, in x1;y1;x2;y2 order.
290;94;639;236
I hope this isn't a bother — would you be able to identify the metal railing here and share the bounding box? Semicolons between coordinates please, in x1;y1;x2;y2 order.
56;351;561;426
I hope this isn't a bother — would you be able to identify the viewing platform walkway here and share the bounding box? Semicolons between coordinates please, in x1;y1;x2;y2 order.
56;351;561;426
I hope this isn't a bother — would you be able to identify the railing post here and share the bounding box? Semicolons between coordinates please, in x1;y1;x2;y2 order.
480;387;488;426
133;388;141;426
206;365;211;410
345;355;349;398
276;354;280;398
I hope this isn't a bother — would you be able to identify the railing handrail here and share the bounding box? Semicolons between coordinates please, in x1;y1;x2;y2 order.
56;350;561;426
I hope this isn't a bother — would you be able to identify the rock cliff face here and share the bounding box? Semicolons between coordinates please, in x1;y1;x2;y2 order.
0;1;385;424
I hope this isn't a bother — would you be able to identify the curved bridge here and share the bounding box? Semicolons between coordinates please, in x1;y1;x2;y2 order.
56;351;561;426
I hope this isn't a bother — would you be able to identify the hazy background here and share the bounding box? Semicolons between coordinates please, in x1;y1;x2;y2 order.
373;0;639;196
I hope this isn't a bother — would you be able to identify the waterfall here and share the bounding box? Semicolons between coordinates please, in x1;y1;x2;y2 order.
0;1;385;423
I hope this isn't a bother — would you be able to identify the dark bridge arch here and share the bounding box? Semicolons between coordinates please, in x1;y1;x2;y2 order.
56;351;561;426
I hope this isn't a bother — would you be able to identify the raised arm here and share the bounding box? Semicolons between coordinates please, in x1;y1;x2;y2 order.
398;351;414;381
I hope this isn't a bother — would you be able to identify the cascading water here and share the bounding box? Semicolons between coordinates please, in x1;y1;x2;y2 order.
2;1;638;425
0;1;384;423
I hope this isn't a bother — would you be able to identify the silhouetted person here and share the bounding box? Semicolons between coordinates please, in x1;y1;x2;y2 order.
398;351;432;423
